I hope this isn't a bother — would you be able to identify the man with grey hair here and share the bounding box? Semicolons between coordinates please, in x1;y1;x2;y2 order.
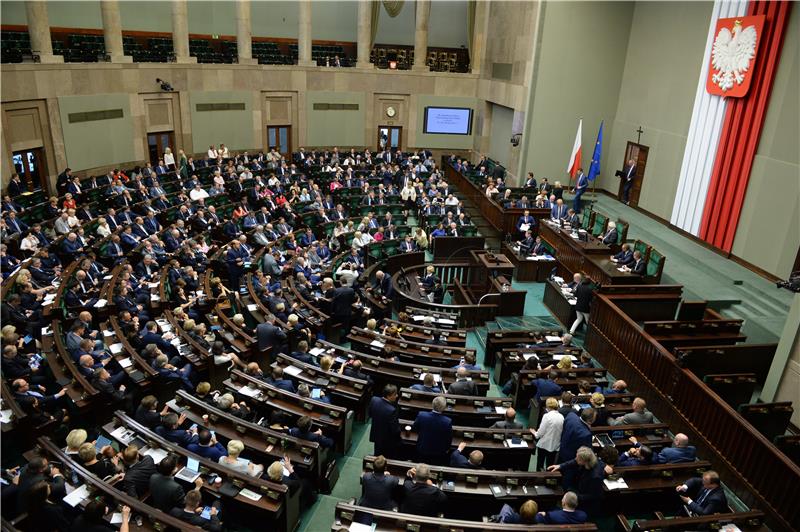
411;396;453;465
536;490;588;524
547;446;605;516
400;463;447;516
447;367;478;396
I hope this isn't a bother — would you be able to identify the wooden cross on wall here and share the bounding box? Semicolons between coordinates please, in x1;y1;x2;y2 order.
636;126;644;144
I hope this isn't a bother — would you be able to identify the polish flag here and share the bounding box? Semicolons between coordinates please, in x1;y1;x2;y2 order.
567;119;582;180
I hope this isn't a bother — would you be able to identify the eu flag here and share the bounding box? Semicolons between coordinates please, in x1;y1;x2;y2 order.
587;121;603;181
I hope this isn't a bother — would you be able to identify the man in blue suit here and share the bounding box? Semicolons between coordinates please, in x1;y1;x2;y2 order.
550;199;568;221
226;239;246;288
289;415;335;449
263;366;295;393
532;370;563;402
637;433;697;464
559;409;595;462
369;384;401;458
536;491;588;524
676;470;727;515
572;168;588;213
288;340;317;366
156;412;199;447
412;396;453;465
611;243;634;266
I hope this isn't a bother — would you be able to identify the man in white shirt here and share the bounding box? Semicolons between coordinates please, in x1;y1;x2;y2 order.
189;184;209;202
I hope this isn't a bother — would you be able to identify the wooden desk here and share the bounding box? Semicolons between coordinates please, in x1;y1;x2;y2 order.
502;242;556;282
539;221;640;286
543;279;577;329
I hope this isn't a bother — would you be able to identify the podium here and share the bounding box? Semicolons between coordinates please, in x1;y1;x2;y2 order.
467;250;526;316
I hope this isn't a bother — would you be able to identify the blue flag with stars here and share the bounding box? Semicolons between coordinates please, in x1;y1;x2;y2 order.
587;121;603;181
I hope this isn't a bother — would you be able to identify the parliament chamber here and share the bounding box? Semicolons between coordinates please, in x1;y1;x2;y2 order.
1;1;799;531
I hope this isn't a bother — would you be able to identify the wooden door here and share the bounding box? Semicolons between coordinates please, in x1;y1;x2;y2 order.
377;126;402;152
147;131;175;166
267;126;292;159
12;147;48;192
618;142;649;207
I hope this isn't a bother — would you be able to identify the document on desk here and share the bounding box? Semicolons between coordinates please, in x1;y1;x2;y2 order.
118;357;133;369
437;318;455;325
603;478;628;490
143;447;169;464
239;488;263;501
108;343;124;355
545;335;562;343
63;484;91;507
369;340;385;348
310;347;326;356
238;385;261;397
93;299;107;308
552;354;578;361
495;406;508;415
347;523;376;532
283;365;303;377
0;409;13;424
247;304;258;312
110;425;135;444
505;438;529;448
103;329;115;337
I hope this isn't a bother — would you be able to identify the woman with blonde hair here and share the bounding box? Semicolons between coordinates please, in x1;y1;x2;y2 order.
96;217;111;238
163;147;175;170
414;227;428;250
531;396;564;470
319;355;333;372
219;439;263;477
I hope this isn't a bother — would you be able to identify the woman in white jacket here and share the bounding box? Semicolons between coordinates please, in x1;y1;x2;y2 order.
400;183;417;216
531;396;564;470
163;147;175;170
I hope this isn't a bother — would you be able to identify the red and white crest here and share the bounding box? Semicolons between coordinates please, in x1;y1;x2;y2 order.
707;15;765;97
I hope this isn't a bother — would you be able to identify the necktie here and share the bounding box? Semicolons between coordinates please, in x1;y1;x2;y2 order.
696;489;709;505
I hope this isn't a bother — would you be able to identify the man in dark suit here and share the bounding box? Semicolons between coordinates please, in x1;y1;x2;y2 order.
288;340;317;366
629;250;646;276
449;442;484;469
642;433;697;464
550;199;568;221
331;280;356;332
359;455;399;510
400;463;447;516
676;470;727;515
621;159;636;204
601;222;618;245
290;415;335;448
516;210;536;235
149;454;203;512
559;409;595;462
569;276;594;335
16;456;66;514
169;488;223;531
518;230;535;255
611;243;634;266
491;408;523;429
536;491;588;524
369;384;401;458
264;366;295;393
120;445;156;497
447;367;478;396
532;370;563;402
412;396;453;465
156;413;199;447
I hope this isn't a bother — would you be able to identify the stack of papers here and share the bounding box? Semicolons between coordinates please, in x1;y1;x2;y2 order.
238;386;261;397
93;299;107;308
283;365;302;377
247;304;258;311
108;343;124;355
143;447;169;464
118;358;133;368
103;330;115;337
110;425;136;444
63;485;92;507
603;478;628;490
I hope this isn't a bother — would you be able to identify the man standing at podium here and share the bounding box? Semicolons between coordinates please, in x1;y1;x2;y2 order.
621;159;636;205
572;169;588;213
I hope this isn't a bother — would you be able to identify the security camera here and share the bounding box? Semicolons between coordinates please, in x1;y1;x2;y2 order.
156;78;174;91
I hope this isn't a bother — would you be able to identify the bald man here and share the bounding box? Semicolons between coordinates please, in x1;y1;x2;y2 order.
491;408;523;429
450;442;484;469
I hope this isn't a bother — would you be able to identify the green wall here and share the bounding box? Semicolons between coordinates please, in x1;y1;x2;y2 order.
0;0;466;45
522;1;633;185
602;1;712;220
413;95;477;150
189;91;255;153
732;9;800;278
305;91;366;147
489;103;514;166
57;93;135;171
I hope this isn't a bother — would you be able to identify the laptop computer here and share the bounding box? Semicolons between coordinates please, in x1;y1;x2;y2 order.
175;457;201;483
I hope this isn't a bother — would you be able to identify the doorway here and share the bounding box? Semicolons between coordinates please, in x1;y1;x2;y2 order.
378;126;402;152
618;141;649;207
267;126;292;158
12;148;48;192
147;131;176;166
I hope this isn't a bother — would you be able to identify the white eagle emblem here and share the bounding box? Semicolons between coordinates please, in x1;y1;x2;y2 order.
711;20;758;91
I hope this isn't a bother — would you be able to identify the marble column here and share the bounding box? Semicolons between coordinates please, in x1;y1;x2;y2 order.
412;0;431;71
171;0;196;63
356;0;372;69
297;0;314;67
470;0;489;75
100;0;132;62
236;0;257;65
25;1;62;63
